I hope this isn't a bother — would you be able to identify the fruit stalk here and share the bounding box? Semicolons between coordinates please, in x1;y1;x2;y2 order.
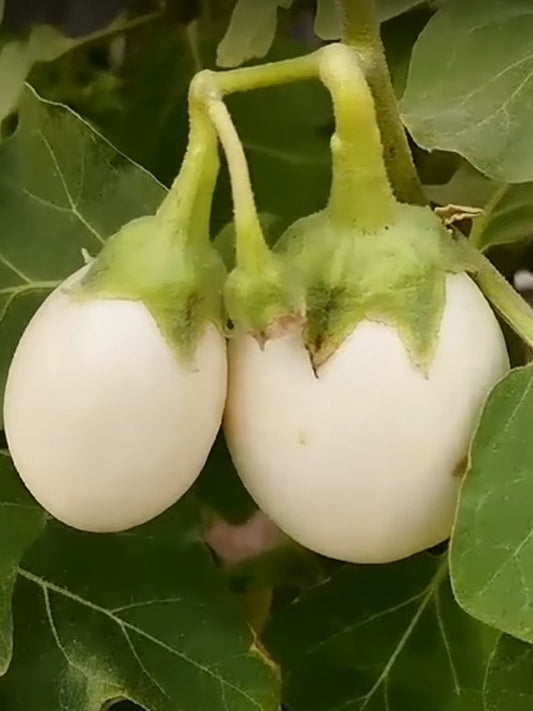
318;43;396;231
205;94;269;273
339;0;425;206
203;51;320;95
155;77;220;241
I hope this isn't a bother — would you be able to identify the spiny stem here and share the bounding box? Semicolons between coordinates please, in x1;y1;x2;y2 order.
460;237;533;349
319;43;396;230
339;0;425;206
206;96;269;272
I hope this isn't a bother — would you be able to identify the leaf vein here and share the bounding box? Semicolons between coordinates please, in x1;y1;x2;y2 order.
111;597;186;614
18;568;263;711
306;588;428;655
121;625;172;701
0;255;31;283
435;588;461;695
20;186;72;213
0;282;59;324
454;64;533;138
455;52;533;111
474;527;533;601
328;561;448;711
37;129;104;245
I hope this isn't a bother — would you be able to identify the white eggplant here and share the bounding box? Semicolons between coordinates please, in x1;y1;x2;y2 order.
4;269;227;532
225;273;509;563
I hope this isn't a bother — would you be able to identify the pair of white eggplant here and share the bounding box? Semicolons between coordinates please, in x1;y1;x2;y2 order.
4;268;509;563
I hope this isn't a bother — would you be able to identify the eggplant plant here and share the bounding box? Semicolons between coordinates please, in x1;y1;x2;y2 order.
1;1;533;709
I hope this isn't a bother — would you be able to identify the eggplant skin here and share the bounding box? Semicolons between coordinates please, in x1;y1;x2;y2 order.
225;273;510;564
3;270;227;532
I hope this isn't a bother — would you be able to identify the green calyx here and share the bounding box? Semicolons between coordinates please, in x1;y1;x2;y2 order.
68;91;225;361
225;249;303;342
277;204;470;372
76;214;225;359
259;43;473;372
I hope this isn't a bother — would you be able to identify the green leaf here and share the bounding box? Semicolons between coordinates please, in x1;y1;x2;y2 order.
451;363;533;643
0;10;163;128
401;0;533;183
379;0;425;22
484;635;533;710
425;161;498;210
0;26;76;126
265;555;498;710
471;183;533;251
0;84;165;426
216;0;293;68
0;452;45;675
314;1;342;41
0;484;279;711
75;24;200;190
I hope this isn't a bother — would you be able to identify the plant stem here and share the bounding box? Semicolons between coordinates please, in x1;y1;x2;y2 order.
204;51;320;95
204;94;269;272
460;238;533;348
339;0;425;206
156;82;219;242
319;43;396;230
187;103;219;241
70;6;164;50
